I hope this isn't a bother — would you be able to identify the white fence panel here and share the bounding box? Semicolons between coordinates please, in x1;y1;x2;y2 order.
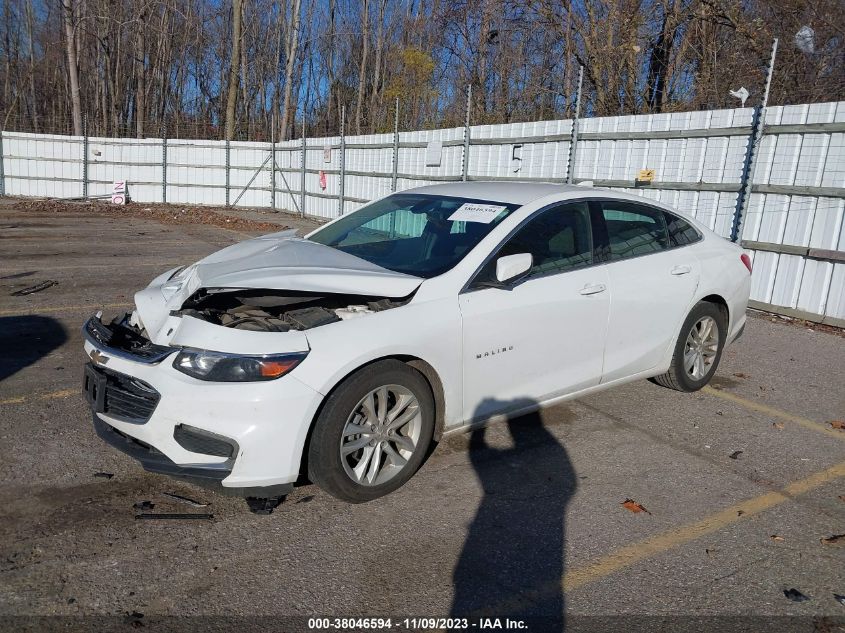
1;101;843;324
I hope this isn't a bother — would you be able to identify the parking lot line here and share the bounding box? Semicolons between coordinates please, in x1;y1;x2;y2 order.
0;388;77;406
702;386;844;440
0;301;133;317
486;460;845;612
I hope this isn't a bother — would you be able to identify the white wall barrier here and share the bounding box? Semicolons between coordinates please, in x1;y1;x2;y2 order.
1;101;843;325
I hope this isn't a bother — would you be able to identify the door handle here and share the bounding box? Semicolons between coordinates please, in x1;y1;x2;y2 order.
671;265;692;276
579;283;607;296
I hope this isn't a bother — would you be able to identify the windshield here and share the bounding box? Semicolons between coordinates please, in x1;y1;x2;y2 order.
308;194;520;278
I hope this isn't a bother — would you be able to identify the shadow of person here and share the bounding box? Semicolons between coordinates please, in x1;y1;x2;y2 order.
451;397;576;629
0;315;68;382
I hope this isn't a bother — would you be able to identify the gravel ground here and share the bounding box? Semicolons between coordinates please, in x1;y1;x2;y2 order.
0;201;843;633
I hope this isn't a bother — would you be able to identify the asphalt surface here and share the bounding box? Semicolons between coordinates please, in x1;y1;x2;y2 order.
0;199;843;632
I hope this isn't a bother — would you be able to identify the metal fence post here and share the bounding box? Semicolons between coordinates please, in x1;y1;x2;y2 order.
339;105;346;216
0;129;5;197
300;121;306;218
270;117;276;210
731;38;778;243
161;124;168;203
391;98;400;192
566;66;584;184
82;115;89;199
225;139;231;207
462;85;472;182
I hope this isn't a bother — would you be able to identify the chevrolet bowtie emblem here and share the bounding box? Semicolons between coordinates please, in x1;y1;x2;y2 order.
89;349;110;366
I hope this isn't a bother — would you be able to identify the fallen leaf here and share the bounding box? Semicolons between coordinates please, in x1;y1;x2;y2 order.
733;372;748;379
737;510;745;516
770;535;784;541
820;534;845;546
784;588;810;602
729;450;743;460
772;422;785;430
621;498;651;515
829;421;845;431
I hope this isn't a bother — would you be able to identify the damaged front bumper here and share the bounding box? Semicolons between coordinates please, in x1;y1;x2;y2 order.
82;314;323;498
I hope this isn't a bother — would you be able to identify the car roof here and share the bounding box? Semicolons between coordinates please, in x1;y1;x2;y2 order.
403;181;586;205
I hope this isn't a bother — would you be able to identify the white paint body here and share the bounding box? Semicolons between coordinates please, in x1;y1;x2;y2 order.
84;183;751;491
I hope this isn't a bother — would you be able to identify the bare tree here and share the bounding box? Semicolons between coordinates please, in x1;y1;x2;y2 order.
60;0;83;135
224;0;244;140
280;0;302;140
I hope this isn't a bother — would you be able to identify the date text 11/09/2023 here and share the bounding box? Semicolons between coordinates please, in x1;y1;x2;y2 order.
307;618;529;630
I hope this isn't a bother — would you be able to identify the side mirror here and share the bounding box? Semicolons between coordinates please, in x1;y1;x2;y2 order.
495;253;533;284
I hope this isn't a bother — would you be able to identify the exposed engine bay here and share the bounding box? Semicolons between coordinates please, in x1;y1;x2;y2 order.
174;289;410;332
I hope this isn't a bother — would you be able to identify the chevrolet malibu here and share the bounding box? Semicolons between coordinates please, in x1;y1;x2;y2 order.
83;182;751;509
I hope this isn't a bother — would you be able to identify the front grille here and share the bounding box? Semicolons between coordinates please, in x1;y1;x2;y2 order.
84;316;173;363
99;367;160;423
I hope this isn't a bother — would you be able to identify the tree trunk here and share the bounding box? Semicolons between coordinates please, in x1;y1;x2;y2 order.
280;0;302;141
368;0;386;132
135;5;147;137
61;0;83;136
355;0;369;135
224;0;243;140
26;1;39;131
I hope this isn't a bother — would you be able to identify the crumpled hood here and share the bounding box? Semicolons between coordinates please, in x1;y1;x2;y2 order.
192;231;422;295
133;231;423;347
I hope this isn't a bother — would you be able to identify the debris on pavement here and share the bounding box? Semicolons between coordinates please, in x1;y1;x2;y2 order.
161;492;209;507
732;372;749;379
729;450;743;460
770;535;784;542
17;198;294;234
245;496;285;515
772;422;785;430
820;534;844;546
135;513;213;520
834;594;845;606
10;280;58;296
124;611;144;628
133;501;155;511
621;498;651;515
93;472;114;479
783;588;811;602
828;420;845;431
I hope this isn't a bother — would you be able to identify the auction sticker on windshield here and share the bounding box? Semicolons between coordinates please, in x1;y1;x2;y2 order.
447;203;508;224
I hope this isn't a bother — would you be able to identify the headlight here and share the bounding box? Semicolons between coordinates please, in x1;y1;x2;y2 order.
173;349;307;382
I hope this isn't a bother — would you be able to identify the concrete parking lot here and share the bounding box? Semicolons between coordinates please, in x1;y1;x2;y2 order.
0;199;843;631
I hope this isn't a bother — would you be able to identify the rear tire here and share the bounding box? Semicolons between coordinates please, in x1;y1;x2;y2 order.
652;301;727;392
307;360;435;503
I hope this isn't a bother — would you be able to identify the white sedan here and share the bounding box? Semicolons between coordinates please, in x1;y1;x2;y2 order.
82;183;751;510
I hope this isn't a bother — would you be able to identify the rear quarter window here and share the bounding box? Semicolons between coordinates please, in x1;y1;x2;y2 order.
663;212;702;247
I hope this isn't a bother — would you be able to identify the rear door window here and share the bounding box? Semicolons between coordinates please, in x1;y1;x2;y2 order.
600;202;669;261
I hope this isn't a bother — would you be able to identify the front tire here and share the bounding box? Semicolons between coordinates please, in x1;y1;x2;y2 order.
307;360;435;503
652;301;727;392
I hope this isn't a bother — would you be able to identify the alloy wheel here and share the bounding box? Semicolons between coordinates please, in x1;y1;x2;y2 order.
684;315;719;380
340;384;422;486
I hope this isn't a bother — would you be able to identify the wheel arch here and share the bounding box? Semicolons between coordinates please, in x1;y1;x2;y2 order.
699;293;730;328
297;354;447;480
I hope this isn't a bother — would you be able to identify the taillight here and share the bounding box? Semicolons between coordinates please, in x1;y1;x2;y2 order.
740;253;752;274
